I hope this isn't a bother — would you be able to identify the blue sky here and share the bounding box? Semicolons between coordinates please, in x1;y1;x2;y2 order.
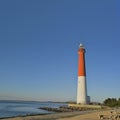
0;0;119;102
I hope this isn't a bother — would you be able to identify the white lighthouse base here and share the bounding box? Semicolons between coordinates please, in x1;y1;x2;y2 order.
77;76;88;104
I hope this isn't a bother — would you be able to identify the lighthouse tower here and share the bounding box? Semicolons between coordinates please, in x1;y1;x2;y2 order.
77;44;89;104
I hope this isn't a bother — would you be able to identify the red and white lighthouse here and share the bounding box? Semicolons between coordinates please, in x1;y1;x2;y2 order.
77;44;90;104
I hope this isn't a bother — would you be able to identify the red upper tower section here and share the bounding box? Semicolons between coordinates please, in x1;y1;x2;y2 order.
78;44;86;76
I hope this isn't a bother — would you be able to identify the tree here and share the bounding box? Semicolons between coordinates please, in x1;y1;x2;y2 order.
103;98;119;107
118;98;120;106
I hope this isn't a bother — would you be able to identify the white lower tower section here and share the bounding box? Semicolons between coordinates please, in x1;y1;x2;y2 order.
77;76;87;104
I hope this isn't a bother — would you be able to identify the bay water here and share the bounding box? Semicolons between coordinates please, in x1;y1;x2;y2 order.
0;100;67;118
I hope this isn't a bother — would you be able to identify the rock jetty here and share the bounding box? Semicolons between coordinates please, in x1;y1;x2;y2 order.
39;105;98;112
39;106;72;112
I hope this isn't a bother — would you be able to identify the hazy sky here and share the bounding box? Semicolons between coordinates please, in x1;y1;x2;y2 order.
0;0;120;102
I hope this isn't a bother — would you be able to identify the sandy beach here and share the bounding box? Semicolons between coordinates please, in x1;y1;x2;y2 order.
58;111;105;120
1;109;117;120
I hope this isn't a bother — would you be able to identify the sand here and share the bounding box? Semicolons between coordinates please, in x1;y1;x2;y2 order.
1;109;117;120
58;109;120;120
58;111;102;120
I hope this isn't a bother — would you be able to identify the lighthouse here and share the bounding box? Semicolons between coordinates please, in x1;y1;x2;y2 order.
77;44;90;104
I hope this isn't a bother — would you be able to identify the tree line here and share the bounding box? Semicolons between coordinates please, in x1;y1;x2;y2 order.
103;98;120;107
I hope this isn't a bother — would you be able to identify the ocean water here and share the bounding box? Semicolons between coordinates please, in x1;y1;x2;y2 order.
0;100;67;118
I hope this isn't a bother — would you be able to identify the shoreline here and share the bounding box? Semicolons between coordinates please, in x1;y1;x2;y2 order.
0;113;51;120
0;104;102;120
0;110;99;120
1;109;119;120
